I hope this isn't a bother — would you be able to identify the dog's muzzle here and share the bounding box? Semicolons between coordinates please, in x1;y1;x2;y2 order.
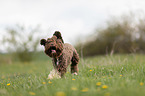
50;46;56;53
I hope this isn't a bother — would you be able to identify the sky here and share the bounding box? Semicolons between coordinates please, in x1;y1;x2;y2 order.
0;0;145;46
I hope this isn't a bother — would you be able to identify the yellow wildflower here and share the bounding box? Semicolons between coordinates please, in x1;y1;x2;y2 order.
55;91;66;96
48;81;52;84
140;82;144;86
102;76;106;78
71;87;77;91
7;83;10;86
102;85;108;89
81;88;89;92
29;92;36;95
72;79;75;80
42;82;46;84
96;82;101;86
120;75;123;77
90;70;92;71
14;74;16;76
1;76;5;79
104;92;110;96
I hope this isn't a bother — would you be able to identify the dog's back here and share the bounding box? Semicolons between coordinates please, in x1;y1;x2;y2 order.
62;43;78;65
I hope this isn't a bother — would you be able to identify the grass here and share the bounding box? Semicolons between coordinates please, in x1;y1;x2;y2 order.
1;54;145;96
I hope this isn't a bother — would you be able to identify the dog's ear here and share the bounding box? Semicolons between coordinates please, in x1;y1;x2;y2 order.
40;39;46;46
53;31;64;43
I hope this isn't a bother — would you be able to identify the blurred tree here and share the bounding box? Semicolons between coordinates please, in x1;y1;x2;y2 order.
2;25;41;62
75;13;145;57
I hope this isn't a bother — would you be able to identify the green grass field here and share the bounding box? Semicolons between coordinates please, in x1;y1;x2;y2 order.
1;54;145;96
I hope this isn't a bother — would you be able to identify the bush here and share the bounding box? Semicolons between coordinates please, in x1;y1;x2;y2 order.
75;13;145;57
2;25;41;62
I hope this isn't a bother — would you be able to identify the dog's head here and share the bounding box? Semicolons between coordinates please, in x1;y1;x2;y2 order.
40;31;64;58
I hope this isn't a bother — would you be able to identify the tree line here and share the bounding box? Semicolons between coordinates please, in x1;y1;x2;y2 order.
75;13;145;57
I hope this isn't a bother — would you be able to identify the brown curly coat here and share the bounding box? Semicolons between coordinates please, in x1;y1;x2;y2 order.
40;31;79;77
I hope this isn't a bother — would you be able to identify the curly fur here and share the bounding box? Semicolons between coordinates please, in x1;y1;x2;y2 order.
40;31;79;78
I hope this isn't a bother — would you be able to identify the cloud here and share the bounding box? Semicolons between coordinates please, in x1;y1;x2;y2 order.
1;0;145;44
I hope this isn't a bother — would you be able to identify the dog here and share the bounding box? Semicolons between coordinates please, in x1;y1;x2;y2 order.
40;31;79;78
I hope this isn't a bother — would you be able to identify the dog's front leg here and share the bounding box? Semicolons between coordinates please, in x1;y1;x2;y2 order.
47;58;61;79
57;60;68;77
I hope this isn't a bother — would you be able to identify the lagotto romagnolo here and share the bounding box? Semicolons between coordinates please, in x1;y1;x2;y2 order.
40;31;79;79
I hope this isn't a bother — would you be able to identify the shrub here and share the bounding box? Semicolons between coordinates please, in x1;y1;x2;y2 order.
2;25;41;62
76;13;145;57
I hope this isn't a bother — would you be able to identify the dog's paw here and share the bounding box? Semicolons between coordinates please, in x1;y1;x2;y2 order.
47;74;53;79
47;69;61;79
72;72;78;75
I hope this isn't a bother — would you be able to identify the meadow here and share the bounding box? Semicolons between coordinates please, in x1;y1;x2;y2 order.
1;54;145;96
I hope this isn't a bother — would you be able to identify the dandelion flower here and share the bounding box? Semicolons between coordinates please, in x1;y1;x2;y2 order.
102;85;108;89
48;81;52;84
102;76;106;78
14;74;16;76
90;70;92;71
96;82;101;86
81;88;89;92
42;82;46;84
109;77;111;79
1;76;5;79
7;83;10;86
29;92;36;95
71;87;77;91
72;79;75;81
104;92;110;96
55;91;66;96
120;75;123;77
140;82;144;86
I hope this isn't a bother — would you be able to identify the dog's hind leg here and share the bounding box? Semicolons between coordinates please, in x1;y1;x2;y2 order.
71;50;79;75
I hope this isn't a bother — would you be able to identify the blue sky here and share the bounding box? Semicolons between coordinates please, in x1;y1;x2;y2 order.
0;0;145;45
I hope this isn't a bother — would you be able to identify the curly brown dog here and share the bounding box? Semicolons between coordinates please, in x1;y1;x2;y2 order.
40;31;79;78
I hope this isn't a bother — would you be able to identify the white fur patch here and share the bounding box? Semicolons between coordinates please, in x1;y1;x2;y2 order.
47;69;61;79
56;59;59;65
72;72;78;75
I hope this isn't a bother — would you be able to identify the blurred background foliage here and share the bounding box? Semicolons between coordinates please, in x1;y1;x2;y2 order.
1;13;145;64
0;25;41;63
75;13;145;57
